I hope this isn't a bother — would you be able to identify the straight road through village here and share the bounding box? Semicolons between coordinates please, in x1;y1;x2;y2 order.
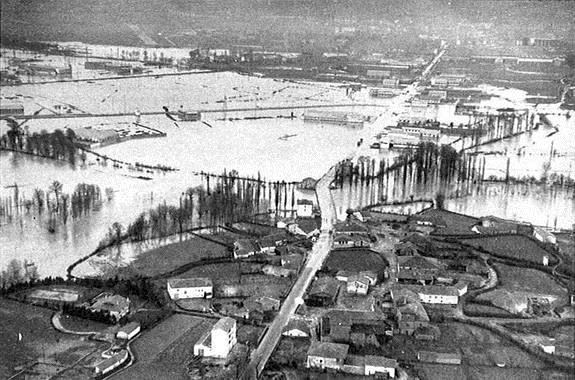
242;167;337;379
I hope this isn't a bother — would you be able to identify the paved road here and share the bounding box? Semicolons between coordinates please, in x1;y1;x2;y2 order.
242;45;449;379
243;167;338;379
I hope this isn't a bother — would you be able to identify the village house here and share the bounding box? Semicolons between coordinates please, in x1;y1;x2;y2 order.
193;317;237;359
287;218;321;239
342;355;397;378
296;199;314;217
305;276;340;307
417;285;460;305
282;319;311;338
414;325;441;341
417;350;462;365
167;277;213;300
333;220;371;236
322;310;393;344
258;233;287;254
347;275;371;295
332;233;372;249
233;239;260;259
364;355;397;378
90;294;130;322
94;350;129;376
306;341;349;370
396;306;430;335
116;321;141;340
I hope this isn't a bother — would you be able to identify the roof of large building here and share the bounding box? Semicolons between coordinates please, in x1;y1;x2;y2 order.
418;350;462;363
398;255;441;271
168;277;213;289
94;350;128;372
418;285;460;297
364;355;398;368
307;341;349;360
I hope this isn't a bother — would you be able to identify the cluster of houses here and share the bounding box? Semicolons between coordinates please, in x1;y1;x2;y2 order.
306;342;398;378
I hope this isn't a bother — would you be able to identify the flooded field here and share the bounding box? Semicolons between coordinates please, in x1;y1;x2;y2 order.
1;51;574;278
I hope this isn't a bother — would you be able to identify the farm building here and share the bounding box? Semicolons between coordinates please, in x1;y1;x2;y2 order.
0;102;24;115
364;355;397;377
193;317;237;359
303;110;365;128
417;285;460;305
93;349;128;376
167;277;213;300
306;276;340;307
116;322;141;340
417;350;462;365
282;319;311;338
306;341;349;370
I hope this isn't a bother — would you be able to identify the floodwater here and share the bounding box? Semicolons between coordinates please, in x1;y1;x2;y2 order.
1;56;574;278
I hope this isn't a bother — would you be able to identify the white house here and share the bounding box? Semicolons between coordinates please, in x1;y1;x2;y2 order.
167;278;213;300
306;341;349;370
539;337;556;354
194;317;237;359
116;321;141;340
418;286;459;305
347;275;370;296
296;199;314;217
364;355;397;378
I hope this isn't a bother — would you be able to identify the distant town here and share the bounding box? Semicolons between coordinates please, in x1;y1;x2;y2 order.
0;1;574;380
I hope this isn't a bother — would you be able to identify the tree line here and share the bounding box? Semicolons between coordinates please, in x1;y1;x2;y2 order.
0;120;80;165
0;181;106;232
102;170;300;248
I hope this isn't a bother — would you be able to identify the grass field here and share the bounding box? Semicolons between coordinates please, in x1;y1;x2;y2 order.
118;236;230;278
417;208;478;236
323;249;388;275
0;298;106;379
475;263;568;314
494;264;567;297
460;235;556;265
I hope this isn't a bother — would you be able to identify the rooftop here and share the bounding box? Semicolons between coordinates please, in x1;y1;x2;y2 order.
307;341;349;360
418;285;460;297
365;355;398;368
213;317;236;333
168;277;213;289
